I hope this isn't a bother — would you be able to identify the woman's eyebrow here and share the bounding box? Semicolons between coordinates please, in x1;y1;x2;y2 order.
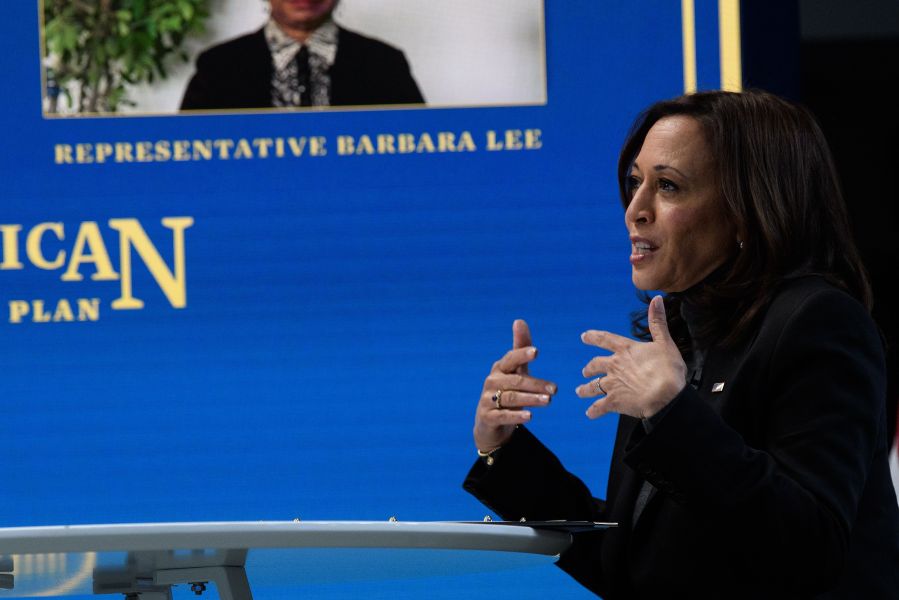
654;164;688;178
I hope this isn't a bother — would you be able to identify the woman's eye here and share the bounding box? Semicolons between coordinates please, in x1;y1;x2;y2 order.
659;179;678;192
626;175;641;196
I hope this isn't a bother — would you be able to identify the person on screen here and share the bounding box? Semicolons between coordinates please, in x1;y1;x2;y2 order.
180;0;424;110
463;90;899;598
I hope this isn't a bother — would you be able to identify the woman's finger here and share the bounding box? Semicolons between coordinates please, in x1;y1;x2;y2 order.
511;319;532;375
481;389;551;409
647;295;673;344
582;355;612;378
486;372;558;396
492;345;538;374
575;377;608;398
586;397;613;420
581;330;632;353
483;407;532;426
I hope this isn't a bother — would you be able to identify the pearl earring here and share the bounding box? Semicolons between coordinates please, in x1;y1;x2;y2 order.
738;240;744;250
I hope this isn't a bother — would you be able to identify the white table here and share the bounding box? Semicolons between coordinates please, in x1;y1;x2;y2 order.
0;521;611;599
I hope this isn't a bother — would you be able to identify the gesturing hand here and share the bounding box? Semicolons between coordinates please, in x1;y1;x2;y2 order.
576;296;686;420
473;319;557;452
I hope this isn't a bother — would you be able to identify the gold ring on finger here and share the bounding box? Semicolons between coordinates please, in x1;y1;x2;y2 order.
492;389;505;409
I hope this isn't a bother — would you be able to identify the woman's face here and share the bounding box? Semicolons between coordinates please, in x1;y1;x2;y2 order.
624;115;735;293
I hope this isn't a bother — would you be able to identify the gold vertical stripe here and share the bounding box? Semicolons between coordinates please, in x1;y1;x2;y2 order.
718;0;743;91
682;0;697;93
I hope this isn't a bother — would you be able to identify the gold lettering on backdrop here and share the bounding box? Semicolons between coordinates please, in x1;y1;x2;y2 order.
55;144;74;164
287;137;306;155
53;128;541;165
214;139;234;159
397;134;420;153
55;137;331;163
109;217;193;310
136;141;154;162
306;136;327;156
486;129;543;151
2;217;194;324
32;299;52;322
8;300;29;323
287;137;327;157
8;298;101;324
0;225;24;269
336;131;478;156
53;298;75;322
254;138;273;158
75;143;94;163
25;222;66;270
191;140;210;160
95;143;114;163
233;139;254;160
78;298;101;321
116;143;134;162
60;222;119;282
154;140;172;161
173;140;192;161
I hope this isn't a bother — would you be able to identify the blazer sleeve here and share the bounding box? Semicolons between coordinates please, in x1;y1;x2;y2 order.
622;287;887;593
463;426;606;522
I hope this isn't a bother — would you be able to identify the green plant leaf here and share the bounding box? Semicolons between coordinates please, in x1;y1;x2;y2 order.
43;0;211;113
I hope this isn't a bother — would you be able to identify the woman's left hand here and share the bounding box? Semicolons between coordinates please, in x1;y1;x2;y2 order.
576;295;687;420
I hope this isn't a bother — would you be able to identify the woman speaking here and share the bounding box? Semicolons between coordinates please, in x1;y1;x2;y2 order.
464;91;899;598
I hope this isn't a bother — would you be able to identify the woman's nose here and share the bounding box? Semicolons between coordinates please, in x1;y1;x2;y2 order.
625;188;653;225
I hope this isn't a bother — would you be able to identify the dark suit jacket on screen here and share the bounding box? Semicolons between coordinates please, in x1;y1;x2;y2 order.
464;276;899;599
180;26;424;110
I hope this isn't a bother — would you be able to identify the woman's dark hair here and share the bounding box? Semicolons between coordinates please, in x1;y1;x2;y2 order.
619;90;872;350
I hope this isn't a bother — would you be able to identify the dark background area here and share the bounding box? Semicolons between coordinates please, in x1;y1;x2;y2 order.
742;0;899;441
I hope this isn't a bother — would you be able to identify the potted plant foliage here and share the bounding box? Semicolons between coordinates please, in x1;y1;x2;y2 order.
43;0;210;113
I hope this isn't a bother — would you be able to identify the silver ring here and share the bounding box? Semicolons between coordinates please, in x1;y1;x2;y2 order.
492;390;505;409
593;378;605;394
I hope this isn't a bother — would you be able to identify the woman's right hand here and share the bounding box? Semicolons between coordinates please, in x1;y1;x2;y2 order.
473;319;557;452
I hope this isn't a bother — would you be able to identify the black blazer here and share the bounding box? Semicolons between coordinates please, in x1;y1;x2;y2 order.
180;26;424;110
465;276;899;599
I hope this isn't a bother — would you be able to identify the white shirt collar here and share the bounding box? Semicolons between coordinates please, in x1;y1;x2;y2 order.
265;18;338;72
